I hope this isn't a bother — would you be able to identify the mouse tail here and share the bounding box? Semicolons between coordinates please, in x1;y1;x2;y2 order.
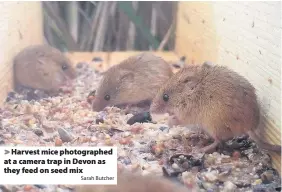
248;102;282;154
247;131;281;154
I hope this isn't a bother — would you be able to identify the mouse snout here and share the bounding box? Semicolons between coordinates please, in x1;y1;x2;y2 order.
150;100;166;114
91;97;107;112
64;79;75;87
66;69;77;80
57;79;75;92
55;72;75;89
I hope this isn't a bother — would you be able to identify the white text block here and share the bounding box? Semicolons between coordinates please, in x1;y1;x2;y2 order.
0;146;117;185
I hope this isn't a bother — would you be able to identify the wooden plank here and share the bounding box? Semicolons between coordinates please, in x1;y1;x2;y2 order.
66;52;109;72
0;2;43;106
174;2;219;65
66;51;180;72
175;1;281;173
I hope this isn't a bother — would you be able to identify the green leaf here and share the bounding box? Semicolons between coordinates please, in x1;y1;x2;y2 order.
117;2;160;50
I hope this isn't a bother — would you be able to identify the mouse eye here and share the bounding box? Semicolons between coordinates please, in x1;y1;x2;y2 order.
184;79;190;83
62;64;68;70
104;95;110;101
163;94;169;102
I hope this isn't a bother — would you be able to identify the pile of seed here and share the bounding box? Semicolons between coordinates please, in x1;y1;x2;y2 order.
0;61;280;192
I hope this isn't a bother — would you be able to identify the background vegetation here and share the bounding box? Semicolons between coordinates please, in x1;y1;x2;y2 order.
43;1;177;52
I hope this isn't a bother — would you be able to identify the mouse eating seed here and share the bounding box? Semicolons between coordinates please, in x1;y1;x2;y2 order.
150;64;281;154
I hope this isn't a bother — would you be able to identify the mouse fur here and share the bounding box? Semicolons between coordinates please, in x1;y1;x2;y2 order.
150;64;281;154
13;45;76;95
91;53;173;112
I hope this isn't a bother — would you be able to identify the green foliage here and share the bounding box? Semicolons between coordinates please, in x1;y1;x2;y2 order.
43;1;175;51
117;2;160;50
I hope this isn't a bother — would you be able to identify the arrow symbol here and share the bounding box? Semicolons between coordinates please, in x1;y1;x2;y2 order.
4;150;9;154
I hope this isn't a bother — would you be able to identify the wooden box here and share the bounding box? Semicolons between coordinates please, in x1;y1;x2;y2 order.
0;1;280;173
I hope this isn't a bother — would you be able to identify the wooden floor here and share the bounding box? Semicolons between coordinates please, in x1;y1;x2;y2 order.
66;51;180;72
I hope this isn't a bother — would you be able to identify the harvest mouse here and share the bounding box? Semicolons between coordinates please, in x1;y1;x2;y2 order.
75;171;189;192
150;63;281;154
13;45;76;96
91;53;173;112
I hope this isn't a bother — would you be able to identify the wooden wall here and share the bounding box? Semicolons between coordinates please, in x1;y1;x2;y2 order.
0;0;280;173
175;1;281;172
0;2;44;105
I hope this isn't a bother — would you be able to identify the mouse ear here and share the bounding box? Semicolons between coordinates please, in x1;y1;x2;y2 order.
202;61;214;68
120;70;134;82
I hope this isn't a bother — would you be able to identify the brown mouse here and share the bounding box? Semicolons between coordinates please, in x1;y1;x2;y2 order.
13;45;76;95
75;171;189;192
91;53;173;111
150;63;281;154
